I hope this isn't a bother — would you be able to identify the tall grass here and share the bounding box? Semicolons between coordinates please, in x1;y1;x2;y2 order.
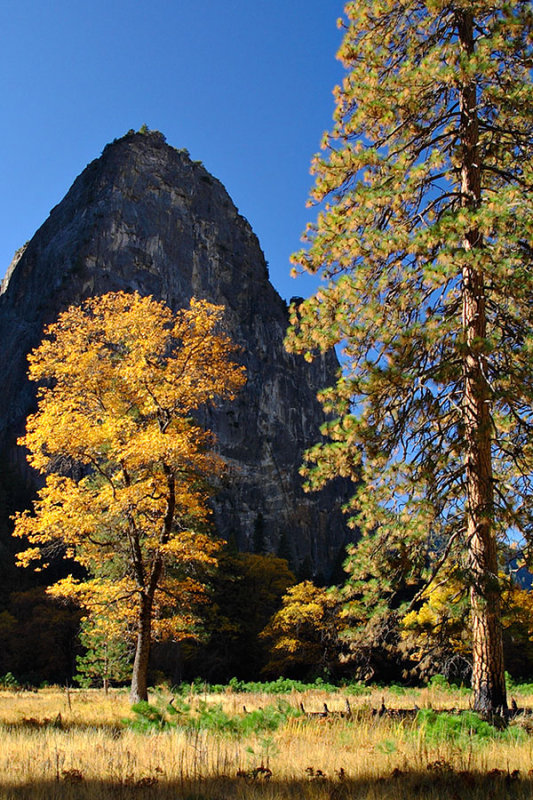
1;685;533;799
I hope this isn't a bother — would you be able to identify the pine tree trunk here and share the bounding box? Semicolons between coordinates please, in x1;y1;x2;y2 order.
458;9;507;714
130;593;152;704
463;266;506;712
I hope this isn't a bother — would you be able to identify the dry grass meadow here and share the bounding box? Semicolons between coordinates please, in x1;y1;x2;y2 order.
1;684;533;799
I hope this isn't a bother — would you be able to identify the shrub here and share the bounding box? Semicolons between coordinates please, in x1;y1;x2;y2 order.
415;709;527;747
0;672;20;689
127;693;296;737
505;671;533;696
426;673;471;695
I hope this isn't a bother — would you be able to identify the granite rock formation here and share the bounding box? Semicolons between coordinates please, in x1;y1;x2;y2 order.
0;131;353;579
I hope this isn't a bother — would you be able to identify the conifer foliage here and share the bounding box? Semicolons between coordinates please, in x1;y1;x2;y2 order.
14;292;245;703
287;0;533;712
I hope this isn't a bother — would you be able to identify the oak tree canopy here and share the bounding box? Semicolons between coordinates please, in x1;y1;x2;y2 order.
14;291;246;703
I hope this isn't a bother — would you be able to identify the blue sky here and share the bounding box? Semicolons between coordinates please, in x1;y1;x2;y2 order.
0;1;345;303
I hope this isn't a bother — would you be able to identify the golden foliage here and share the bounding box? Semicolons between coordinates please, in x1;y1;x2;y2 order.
261;581;343;676
400;575;471;679
13;292;246;644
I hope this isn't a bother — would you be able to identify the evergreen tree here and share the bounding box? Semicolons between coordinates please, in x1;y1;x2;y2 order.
184;549;295;681
253;513;267;555
75;616;132;693
276;530;294;569
287;0;533;712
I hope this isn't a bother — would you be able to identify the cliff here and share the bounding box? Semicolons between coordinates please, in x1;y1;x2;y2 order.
0;131;353;579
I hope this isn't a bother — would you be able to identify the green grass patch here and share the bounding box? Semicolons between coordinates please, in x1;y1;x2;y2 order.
506;672;533;696
173;676;371;695
426;674;471;695
128;693;296;738
415;709;527;747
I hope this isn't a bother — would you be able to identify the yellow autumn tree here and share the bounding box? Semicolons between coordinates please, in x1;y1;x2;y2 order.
401;575;533;685
261;581;343;678
400;573;471;683
13;291;246;703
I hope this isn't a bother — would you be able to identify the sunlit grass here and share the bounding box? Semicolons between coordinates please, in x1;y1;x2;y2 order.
0;686;533;799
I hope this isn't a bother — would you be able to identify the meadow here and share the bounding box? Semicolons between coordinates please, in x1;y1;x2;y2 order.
1;681;533;799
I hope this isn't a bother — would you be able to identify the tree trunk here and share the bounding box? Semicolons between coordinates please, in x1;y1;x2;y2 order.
463;265;506;712
127;469;173;705
130;593;152;704
458;9;507;714
103;642;109;696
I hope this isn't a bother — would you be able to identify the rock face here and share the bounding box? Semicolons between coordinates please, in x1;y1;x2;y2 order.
0;131;353;579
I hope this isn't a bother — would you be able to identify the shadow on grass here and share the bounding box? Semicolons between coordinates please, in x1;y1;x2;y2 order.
2;772;533;800
1;719;124;736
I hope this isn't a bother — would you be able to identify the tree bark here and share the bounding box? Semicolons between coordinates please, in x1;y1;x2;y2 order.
130;592;153;704
463;265;506;712
458;9;507;713
129;469;174;705
103;642;109;696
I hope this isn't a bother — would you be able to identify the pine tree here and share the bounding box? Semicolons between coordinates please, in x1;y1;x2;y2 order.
287;0;533;713
75;616;132;693
253;513;267;555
